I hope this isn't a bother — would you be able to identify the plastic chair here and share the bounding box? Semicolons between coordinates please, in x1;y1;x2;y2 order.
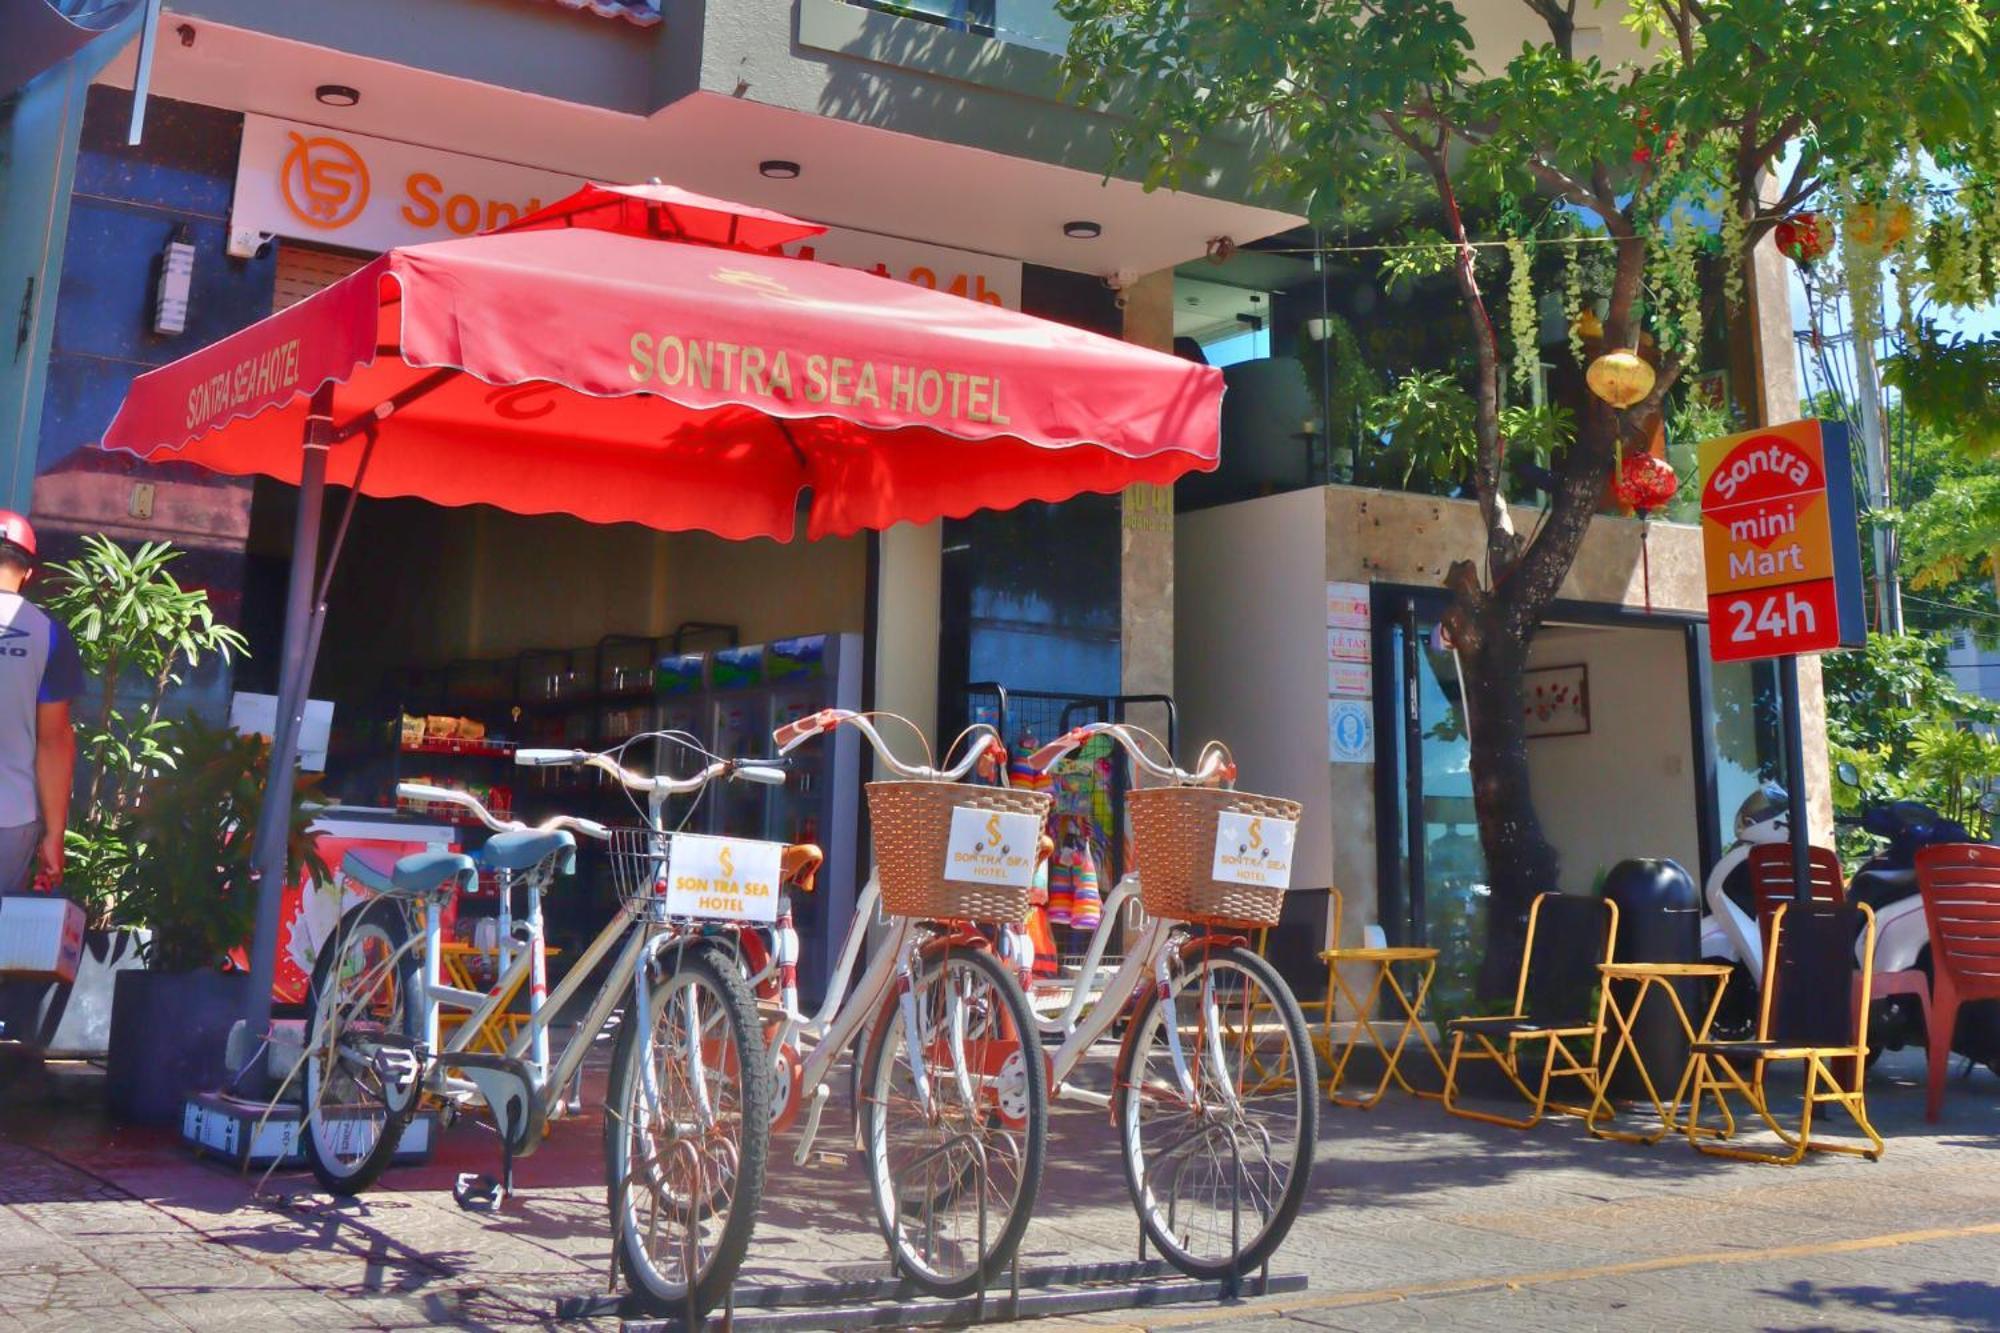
1442;892;1618;1130
1746;843;1844;942
1686;901;1884;1164
1917;843;2000;1122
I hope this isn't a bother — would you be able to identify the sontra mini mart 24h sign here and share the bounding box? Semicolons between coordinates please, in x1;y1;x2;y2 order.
1699;418;1866;664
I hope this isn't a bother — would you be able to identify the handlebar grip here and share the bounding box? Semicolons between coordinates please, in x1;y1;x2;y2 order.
734;764;790;787
516;748;583;767
774;709;843;753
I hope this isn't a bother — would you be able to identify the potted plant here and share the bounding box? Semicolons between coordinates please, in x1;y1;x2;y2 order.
105;719;328;1122
0;538;245;1059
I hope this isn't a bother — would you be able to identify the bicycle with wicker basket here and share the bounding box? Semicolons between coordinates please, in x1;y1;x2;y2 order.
758;708;1052;1297
298;738;810;1322
1021;722;1319;1281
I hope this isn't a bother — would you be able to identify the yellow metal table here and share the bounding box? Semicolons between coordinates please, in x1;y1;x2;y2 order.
1587;961;1733;1144
1318;944;1447;1108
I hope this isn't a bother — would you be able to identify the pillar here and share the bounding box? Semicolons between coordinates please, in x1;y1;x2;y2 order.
1119;270;1176;720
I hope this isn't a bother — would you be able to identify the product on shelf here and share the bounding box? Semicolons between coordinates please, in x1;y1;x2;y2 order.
400;714;426;746
426;714;460;740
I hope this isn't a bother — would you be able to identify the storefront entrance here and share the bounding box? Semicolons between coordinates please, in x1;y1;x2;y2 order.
1371;588;1788;1017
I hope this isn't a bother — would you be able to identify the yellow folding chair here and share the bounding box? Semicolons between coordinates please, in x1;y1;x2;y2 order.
1442;892;1618;1130
1316;889;1446;1106
1685;901;1884;1164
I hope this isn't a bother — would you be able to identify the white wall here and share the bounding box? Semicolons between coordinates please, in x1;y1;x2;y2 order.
1526;625;1702;894
1175;489;1334;890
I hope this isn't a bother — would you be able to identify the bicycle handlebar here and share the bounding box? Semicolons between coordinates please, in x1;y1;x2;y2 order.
396;781;611;841
773;709;1001;782
1024;722;1235;789
516;747;789;794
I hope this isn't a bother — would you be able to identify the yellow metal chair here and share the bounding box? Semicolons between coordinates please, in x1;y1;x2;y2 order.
1685;901;1884;1164
1316;889;1446;1106
1442;892;1618;1130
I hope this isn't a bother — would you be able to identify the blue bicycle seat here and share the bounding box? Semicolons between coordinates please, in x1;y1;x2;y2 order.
342;848;475;901
477;828;576;876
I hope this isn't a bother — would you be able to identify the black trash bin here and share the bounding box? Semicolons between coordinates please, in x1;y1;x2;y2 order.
1599;858;1700;1100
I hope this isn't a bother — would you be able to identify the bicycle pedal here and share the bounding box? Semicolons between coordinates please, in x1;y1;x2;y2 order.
452;1172;503;1212
372;1046;423;1097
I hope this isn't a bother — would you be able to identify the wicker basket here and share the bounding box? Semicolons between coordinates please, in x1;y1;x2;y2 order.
1126;787;1303;927
868;781;1052;924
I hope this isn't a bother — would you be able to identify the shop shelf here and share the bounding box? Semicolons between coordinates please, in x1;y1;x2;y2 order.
395;797;514;828
400;737;516;759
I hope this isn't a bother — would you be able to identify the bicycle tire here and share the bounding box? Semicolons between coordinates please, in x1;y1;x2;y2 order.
604;938;771;1319
1113;943;1316;1279
300;896;420;1196
859;943;1047;1297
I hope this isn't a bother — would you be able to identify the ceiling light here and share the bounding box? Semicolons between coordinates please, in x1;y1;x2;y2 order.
759;160;802;179
315;84;360;108
1063;220;1103;240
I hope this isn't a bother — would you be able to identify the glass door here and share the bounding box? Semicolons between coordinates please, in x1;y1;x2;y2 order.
1378;594;1489;1020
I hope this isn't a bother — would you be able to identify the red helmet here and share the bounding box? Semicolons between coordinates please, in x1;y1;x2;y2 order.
0;511;36;562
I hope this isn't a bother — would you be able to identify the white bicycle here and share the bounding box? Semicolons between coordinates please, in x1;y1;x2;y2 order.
297;736;804;1318
1021;722;1318;1279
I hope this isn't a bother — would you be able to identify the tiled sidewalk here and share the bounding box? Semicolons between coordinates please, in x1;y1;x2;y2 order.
2;1048;1996;1330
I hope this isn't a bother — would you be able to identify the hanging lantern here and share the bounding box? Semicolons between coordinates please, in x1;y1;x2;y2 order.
1846;200;1915;251
1775;211;1833;266
1615;451;1678;515
1615;451;1678;615
1586;349;1655;409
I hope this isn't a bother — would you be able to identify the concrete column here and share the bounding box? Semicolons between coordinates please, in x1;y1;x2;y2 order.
1746;216;1834;844
874;520;941;738
1120;270;1176;712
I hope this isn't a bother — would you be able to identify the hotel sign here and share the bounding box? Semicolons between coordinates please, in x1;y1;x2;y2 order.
228;114;1023;307
1698;419;1865;663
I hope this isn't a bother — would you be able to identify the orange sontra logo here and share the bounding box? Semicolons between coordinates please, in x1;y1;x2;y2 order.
280;131;370;230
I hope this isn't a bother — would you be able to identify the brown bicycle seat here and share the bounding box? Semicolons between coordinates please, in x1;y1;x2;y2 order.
783;843;824;893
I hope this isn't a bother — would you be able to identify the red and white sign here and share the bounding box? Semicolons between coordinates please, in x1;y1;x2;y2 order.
1699;419;1864;663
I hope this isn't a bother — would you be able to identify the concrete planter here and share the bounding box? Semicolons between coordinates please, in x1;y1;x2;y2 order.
106;970;247;1123
0;927;150;1058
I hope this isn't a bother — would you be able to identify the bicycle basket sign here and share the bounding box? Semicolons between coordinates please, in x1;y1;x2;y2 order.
1211;811;1298;889
664;833;784;922
944;806;1040;889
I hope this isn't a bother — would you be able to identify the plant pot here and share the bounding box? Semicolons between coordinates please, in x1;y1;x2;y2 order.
0;928;150;1058
106;969;246;1123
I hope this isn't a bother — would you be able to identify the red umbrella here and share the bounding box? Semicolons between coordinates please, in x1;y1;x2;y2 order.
91;181;1222;1038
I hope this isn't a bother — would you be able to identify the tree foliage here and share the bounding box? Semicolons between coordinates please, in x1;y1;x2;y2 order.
1058;0;1997;988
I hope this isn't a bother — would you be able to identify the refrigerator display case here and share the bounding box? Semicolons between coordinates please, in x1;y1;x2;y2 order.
653;633;863;1001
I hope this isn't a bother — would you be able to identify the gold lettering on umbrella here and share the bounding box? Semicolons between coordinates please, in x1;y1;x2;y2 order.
625;333;1010;427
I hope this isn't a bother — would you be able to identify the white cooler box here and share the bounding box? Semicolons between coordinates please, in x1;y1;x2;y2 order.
0;896;85;983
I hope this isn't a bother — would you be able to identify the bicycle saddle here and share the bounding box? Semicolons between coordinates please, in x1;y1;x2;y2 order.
342;847;475;901
477;828;577;876
782;843;823;892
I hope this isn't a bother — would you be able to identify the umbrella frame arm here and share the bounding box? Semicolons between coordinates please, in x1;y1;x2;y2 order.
238;365;456;1059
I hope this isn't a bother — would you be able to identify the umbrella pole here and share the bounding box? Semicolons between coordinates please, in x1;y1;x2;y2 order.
239;388;333;1066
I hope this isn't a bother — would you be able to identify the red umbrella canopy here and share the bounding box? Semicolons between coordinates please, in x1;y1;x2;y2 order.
495;180;828;252
98;183;1221;540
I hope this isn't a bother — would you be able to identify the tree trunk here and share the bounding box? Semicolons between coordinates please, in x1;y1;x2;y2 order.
1452;600;1560;998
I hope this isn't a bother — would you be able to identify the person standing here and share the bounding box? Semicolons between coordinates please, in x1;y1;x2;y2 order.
0;513;81;894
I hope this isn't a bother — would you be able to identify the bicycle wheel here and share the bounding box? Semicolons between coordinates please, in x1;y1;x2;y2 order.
300;896;420;1196
1114;944;1316;1279
859;943;1046;1296
604;938;771;1319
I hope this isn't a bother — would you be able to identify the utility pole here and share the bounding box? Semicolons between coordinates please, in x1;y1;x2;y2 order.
1852;288;1903;634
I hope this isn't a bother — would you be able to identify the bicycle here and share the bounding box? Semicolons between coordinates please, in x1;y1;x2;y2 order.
750;708;1051;1296
297;737;806;1318
1020;722;1319;1280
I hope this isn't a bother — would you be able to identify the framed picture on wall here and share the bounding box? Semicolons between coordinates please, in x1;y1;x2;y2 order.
1522;664;1590;739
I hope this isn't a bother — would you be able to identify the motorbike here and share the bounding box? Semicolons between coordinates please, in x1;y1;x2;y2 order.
1837;767;2000;1071
1698;782;1793;1040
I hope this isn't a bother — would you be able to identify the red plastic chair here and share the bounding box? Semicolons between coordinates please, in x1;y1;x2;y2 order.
1747;843;1844;942
1916;844;2000;1121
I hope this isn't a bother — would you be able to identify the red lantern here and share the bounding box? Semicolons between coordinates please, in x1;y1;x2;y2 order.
1775;211;1833;266
1615;451;1679;515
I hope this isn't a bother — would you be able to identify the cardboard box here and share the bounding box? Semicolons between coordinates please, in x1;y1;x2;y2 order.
0;896;85;982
